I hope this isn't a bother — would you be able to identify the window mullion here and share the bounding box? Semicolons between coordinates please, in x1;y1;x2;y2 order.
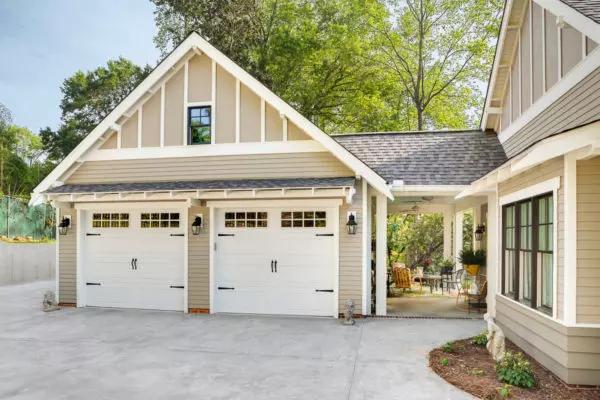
532;197;539;310
514;202;521;301
501;206;507;294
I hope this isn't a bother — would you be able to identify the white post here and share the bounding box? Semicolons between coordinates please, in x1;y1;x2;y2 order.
362;180;371;315
375;194;387;316
455;212;464;268
443;207;453;259
473;205;480;251
487;192;498;317
564;152;577;324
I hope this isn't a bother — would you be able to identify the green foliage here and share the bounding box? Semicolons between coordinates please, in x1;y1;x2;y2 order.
458;344;465;351
462;210;474;250
496;384;512;399
471;369;486;376
495;351;536;388
458;249;486;266
387;213;443;270
440;358;449;366
442;341;455;353
472;331;489;346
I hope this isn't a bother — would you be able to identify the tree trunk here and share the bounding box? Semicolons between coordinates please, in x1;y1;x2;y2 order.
417;107;424;131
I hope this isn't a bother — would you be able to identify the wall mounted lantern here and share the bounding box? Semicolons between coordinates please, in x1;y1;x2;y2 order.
58;217;71;236
346;212;358;235
475;224;486;241
191;215;203;235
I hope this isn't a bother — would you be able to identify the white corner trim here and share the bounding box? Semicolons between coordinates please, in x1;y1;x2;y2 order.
209;207;215;313
563;152;577;324
160;83;165;147
211;59;216;145
333;205;340;318
499;177;560;205
183;60;189;146
55;207;60;303
83;140;327;162
499;46;600;143
260;98;266;143
235;79;241;144
76;209;85;307
182;207;189;313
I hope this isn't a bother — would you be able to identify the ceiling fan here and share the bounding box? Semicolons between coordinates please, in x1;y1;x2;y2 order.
395;196;434;213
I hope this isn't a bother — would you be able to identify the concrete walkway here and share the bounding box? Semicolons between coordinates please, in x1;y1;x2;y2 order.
0;281;484;399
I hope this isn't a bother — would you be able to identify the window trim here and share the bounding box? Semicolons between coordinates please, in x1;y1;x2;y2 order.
500;178;558;319
187;106;211;145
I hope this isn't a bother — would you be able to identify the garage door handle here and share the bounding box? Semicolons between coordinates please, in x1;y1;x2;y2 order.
274;260;277;273
170;285;184;289
271;260;274;273
218;234;235;237
316;233;334;237
170;234;185;237
218;286;235;290
315;289;334;293
86;233;101;236
87;282;101;286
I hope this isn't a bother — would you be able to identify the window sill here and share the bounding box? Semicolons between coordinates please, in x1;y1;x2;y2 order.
497;294;558;323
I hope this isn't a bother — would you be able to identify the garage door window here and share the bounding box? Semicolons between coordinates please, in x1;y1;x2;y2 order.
281;211;326;228
141;212;180;228
92;213;129;228
224;212;268;228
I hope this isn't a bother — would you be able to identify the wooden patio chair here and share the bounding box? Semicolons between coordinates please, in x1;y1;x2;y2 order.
467;280;488;314
393;267;415;294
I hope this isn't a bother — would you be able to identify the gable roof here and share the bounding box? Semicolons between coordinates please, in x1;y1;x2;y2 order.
333;130;507;186
561;0;600;23
32;32;393;202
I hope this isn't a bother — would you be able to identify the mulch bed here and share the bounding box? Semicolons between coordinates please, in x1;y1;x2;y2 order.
429;338;600;399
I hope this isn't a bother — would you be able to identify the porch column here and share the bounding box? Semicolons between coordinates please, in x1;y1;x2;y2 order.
454;211;464;268
486;192;498;317
564;152;578;325
375;194;387;315
443;207;453;259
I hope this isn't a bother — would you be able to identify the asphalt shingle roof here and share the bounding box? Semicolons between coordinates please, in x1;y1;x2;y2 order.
44;177;356;194
560;0;600;24
333;130;507;186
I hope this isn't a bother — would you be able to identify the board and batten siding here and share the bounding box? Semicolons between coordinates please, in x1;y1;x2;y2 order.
339;184;363;315
496;295;600;385
67;153;352;184
58;208;77;305
576;156;600;324
188;206;210;311
498;156;564;320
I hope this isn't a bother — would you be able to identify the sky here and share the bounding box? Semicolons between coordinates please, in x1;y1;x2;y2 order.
0;0;160;134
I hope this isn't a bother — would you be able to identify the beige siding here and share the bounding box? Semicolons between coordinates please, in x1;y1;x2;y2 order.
188;55;212;103
503;65;600;158
216;65;236;144
562;25;583;77
498;156;564;320
265;103;283;141
68;152;353;184
545;9;559;90
288;122;311;141
511;59;520;122
576;157;600;324
188;206;210;310
142;89;161;147
496;295;600;385
339;186;363;315
532;2;544;103
58;208;77;304
100;132;118;149
121;112;138;148
520;5;531;112
164;69;184;146
501;80;511;130
240;84;261;143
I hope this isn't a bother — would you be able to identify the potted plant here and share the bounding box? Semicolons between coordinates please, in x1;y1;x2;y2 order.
459;249;486;276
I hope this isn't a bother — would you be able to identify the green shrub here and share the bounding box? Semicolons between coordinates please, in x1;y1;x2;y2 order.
441;358;449;366
442;341;455;353
496;384;512;398
472;331;489;346
495;351;536;388
458;344;465;351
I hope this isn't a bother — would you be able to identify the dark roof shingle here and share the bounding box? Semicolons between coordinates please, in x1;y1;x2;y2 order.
560;0;600;24
333;130;507;186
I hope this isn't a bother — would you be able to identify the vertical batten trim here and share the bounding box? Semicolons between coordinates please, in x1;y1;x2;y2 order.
582;35;587;60
557;24;563;79
529;0;534;106
542;8;547;93
260;98;266;142
283;117;288;142
508;70;512;123
235;79;240;143
183;60;189;146
517;28;522;116
211;60;216;145
563;152;577;324
137;107;142;148
160;84;165;147
117;129;121;149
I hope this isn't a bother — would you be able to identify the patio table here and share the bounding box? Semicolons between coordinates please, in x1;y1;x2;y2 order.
414;274;441;294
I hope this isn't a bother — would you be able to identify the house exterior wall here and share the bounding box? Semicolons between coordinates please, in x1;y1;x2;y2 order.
66;152;352;184
576;156;600;324
142;89;161;148
339;183;363;315
57;208;77;305
164;68;184;146
188;205;210;311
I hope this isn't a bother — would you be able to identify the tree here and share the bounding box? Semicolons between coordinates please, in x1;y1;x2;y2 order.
42;58;152;161
371;0;502;130
388;213;444;270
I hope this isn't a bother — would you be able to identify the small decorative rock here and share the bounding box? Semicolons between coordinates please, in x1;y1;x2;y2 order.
42;291;60;312
484;313;505;360
343;299;355;325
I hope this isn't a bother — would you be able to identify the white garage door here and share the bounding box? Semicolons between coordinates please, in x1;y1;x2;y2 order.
215;207;336;316
83;209;185;311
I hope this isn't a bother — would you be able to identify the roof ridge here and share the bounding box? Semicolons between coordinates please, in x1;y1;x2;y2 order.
331;129;484;137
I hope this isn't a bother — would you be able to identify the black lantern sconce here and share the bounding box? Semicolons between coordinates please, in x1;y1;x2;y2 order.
475;224;486;241
58;216;71;236
346;212;358;235
191;215;203;236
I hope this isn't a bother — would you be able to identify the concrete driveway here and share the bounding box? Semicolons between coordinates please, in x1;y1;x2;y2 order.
0;281;484;399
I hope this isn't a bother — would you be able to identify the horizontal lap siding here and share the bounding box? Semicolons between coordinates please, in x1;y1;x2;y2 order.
339;187;363;315
59;208;77;304
576;157;600;323
67;153;352;184
498;156;565;320
496;295;600;385
503;66;600;158
188;206;210;310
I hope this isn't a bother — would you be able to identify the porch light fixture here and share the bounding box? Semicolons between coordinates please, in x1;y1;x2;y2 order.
58;217;71;236
475;224;486;241
346;212;358;235
191;215;203;236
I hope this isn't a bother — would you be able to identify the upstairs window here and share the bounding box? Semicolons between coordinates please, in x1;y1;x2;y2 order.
188;106;211;145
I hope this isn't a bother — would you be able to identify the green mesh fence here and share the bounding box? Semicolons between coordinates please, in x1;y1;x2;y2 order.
0;196;56;240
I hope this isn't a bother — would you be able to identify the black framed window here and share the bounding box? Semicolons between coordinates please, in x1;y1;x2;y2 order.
188;106;211;145
502;192;554;315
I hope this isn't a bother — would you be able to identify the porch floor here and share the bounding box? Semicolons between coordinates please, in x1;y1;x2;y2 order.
387;287;484;319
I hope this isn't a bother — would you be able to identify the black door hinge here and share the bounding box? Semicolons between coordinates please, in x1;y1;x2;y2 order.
170;233;185;237
86;233;101;236
86;282;101;286
170;285;185;289
316;233;334;237
218;234;235;237
218;286;235;290
315;289;334;293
